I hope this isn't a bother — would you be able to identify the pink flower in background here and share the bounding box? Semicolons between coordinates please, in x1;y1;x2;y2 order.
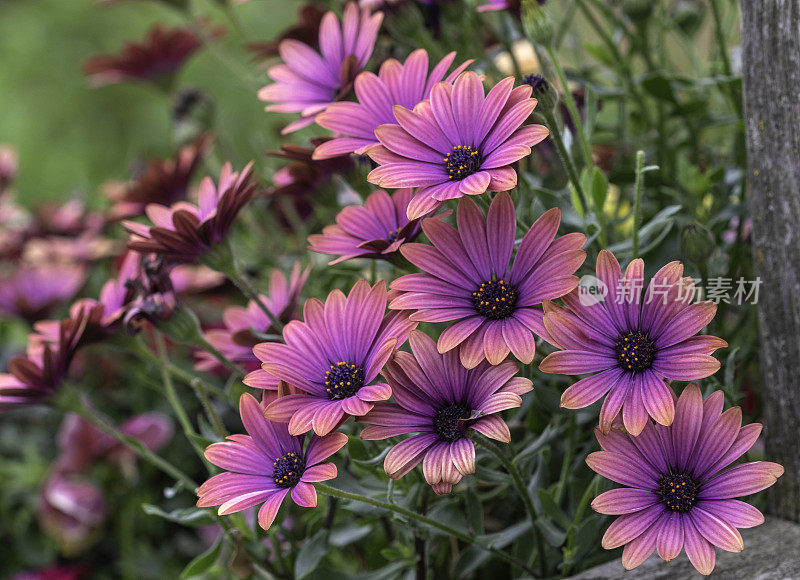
308;188;439;265
197;393;346;530
0;264;86;323
588;384;783;575
258;2;383;134
360;331;532;494
0;144;18;193
313;49;472;159
367;72;549;219
198;263;309;374
257;281;416;436
539;251;727;436
38;475;107;556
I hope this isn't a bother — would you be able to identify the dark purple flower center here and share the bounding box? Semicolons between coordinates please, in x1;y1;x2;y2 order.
385;227;402;244
657;473;698;513
433;402;473;442
324;361;364;400
273;451;305;488
615;330;655;373
472;279;518;320
444;145;483;180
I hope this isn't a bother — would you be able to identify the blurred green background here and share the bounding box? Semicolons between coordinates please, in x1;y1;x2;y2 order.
0;0;301;207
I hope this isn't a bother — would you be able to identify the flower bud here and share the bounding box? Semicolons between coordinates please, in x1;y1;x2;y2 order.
523;74;558;113
522;0;554;46
680;222;715;265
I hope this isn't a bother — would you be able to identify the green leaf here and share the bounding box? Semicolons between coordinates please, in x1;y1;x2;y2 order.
295;529;329;579
464;487;484;534
590;167;609;212
537;488;572;530
141;504;216;527
535;516;567;547
329;524;373;547
180;536;222;578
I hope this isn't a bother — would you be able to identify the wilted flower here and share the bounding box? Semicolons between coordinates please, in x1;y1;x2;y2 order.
38;475;107;556
123;163;256;262
257;280;416;436
107;134;213;220
121;255;178;334
0;309;90;410
360;331;532;494
588;384;783;575
313;49;472;159
539;251;727;435
308;188;439;264
197;263;309;373
258;2;383;134
367;72;549;219
390;192;586;368
83;24;222;88
0;264;86;323
197;393;346;530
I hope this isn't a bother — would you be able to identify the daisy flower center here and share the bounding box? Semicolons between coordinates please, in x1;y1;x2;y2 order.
657;472;698;513
324;361;364;400
385;227;402;244
444;145;482;180
472;279;518;320
433;402;473;442
615;330;655;372
273;451;305;488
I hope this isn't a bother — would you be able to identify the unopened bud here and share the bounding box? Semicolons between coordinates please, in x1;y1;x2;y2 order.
522;74;558;112
522;0;554;46
680;222;715;265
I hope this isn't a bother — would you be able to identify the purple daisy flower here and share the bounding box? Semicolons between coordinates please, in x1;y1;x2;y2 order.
258;2;383;134
366;71;549;219
197;393;346;531
360;330;532;495
312;49;472;159
256;280;417;436
307;188;445;265
587;384;784;575
197;263;309;373
539;250;727;436
389;192;586;368
123;163;256;263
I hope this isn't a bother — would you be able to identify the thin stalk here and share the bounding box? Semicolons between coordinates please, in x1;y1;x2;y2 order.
554;416;577;504
131;338;226;398
561;475;601;576
473;436;548;576
709;0;742;118
155;334;207;457
189;377;227;439
60;392;197;490
314;483;537;576
632;150;645;258
544;44;593;169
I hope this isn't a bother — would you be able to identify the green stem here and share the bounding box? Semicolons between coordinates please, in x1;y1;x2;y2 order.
632;150;646;258
473;436;548;576
544;44;593;169
314;483;537;577
709;0;742;118
561;475;601;576
131;339;226;398
59;390;197;490
537;112;593;231
189;377;227;439
155;334;207;458
554;416;576;505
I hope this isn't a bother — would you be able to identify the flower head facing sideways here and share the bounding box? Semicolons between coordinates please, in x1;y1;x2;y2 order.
258;2;383;134
539;250;727;435
197;394;346;531
390;192;586;368
367;71;549;219
360;330;532;494
308;188;439;265
588;384;783;575
198;263;309;374
123;163;256;262
256;280;417;436
312;49;472;159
